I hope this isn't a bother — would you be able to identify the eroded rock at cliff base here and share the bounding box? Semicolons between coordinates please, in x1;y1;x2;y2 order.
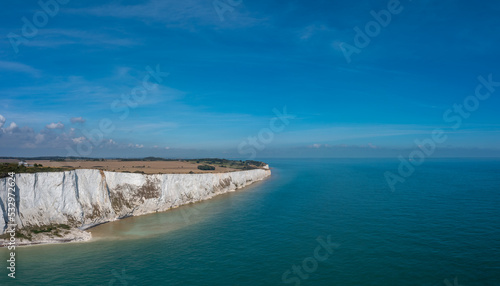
0;168;271;246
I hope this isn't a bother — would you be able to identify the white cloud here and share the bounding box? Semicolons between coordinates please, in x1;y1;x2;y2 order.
99;139;117;148
0;61;40;77
72;137;86;144
0;119;119;152
127;143;144;149
67;0;263;30
46;122;64;129
35;134;45;144
297;23;333;41
70;117;86;123
22;143;37;149
29;29;139;49
4;122;18;133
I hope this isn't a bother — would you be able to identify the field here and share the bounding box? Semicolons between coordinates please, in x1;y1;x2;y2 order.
0;158;266;177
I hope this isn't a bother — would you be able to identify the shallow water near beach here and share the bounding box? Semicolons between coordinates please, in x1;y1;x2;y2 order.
1;158;500;285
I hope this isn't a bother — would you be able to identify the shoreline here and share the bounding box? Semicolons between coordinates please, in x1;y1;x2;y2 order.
1;167;271;247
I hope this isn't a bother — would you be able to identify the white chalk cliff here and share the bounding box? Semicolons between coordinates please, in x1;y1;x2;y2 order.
0;168;270;244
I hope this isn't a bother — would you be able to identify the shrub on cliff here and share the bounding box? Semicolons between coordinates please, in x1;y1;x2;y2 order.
197;165;215;171
0;163;73;178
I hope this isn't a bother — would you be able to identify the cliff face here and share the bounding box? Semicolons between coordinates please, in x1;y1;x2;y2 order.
0;168;271;236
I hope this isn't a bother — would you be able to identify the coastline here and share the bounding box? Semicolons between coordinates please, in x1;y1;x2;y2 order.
1;166;271;247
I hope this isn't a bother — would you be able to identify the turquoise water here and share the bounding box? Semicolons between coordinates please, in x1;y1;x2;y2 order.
1;158;500;285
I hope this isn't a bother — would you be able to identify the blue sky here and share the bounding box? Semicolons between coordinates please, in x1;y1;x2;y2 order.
1;0;500;158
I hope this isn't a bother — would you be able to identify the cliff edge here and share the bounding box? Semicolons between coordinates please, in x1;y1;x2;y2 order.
0;167;271;246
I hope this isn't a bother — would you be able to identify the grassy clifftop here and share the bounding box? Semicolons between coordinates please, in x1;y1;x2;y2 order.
0;163;72;178
0;158;267;178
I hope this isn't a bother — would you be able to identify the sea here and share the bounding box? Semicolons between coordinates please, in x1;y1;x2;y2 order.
1;158;499;286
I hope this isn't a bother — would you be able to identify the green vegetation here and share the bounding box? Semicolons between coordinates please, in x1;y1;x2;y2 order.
0;231;32;240
245;160;266;167
120;157;178;161
31;224;70;234
187;158;266;170
0;224;72;241
197;165;216;171
0;163;73;178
